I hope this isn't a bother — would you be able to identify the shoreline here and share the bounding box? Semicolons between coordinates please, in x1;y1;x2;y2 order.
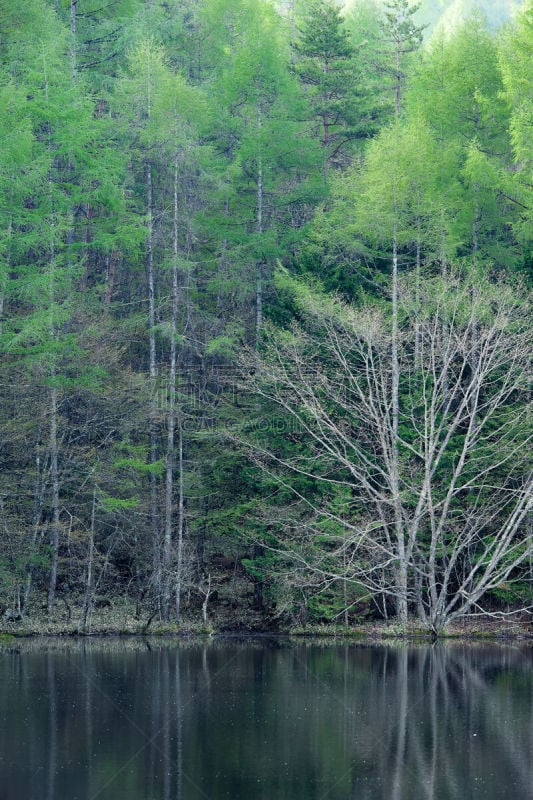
1;616;531;642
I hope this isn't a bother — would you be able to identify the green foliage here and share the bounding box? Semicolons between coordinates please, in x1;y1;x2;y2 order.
499;1;533;253
293;0;367;164
0;0;530;630
114;457;165;476
99;496;140;512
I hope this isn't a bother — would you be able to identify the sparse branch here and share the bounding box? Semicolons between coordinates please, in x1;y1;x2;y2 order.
242;270;532;632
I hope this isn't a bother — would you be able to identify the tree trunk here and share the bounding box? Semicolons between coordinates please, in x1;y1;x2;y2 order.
70;0;77;71
104;249;118;308
391;220;407;622
414;220;421;371
80;489;96;633
22;445;47;614
395;36;401;118
163;154;180;621
256;99;263;343
70;0;76;36
201;574;211;625
146;158;160;604
175;419;184;621
47;386;60;616
473;182;479;260
45;64;60;618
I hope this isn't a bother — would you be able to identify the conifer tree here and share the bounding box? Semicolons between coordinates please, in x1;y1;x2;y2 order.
293;0;356;167
499;0;533;256
380;0;425;117
203;0;322;341
408;14;516;267
0;0;124;614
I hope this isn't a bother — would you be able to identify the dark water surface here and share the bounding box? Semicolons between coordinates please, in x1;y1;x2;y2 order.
0;637;531;800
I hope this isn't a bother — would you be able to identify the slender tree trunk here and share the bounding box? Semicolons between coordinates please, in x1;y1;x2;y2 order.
201;574;211;625
322;59;330;174
47;385;60;616
414;218;421;371
175;419;184;621
146;158;160;603
70;0;76;36
395;37;401;118
391;219;407;622
471;165;480;433
104;249;118;308
391;202;399;438
43;53;59;618
147;161;156;385
473;182;479;261
288;0;296;65
80;489;96;632
342;546;349;626
470;107;480;428
163;154;180;621
527;512;533;586
22;445;47;613
70;0;77;73
46;151;60;617
0;213;11;344
256;99;263;343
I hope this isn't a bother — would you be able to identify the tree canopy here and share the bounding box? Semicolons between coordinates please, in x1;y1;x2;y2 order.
0;0;530;633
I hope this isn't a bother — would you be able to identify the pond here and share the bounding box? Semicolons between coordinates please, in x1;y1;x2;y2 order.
0;637;531;799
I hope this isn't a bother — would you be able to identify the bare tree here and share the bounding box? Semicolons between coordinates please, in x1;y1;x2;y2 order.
244;269;532;632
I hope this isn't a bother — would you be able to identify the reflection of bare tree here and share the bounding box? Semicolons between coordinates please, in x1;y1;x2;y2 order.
2;639;531;800
162;648;171;800
82;643;95;797
391;649;407;800
46;653;56;800
147;645;190;800
175;650;184;800
367;645;533;800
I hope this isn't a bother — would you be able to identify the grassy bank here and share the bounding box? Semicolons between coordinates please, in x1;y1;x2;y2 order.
1;600;530;641
284;618;532;640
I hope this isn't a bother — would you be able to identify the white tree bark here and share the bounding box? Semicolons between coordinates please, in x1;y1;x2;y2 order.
391;217;407;621
70;0;77;72
163;152;185;621
47;385;60;616
256;99;263;343
175;419;184;621
80;489;96;632
244;270;532;632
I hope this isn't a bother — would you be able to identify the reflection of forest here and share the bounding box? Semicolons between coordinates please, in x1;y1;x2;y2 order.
365;645;533;800
0;640;531;800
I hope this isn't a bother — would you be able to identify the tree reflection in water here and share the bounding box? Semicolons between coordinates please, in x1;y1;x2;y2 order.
0;638;531;800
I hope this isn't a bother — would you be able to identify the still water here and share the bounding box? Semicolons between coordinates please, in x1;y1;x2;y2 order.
0;637;531;800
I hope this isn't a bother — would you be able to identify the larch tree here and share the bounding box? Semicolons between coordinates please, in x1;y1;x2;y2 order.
203;0;322;343
150;70;207;621
499;0;533;257
408;14;516;268
115;39;179;613
0;0;116;615
380;0;424;117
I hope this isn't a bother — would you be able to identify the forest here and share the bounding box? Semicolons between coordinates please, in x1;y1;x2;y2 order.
0;0;531;635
